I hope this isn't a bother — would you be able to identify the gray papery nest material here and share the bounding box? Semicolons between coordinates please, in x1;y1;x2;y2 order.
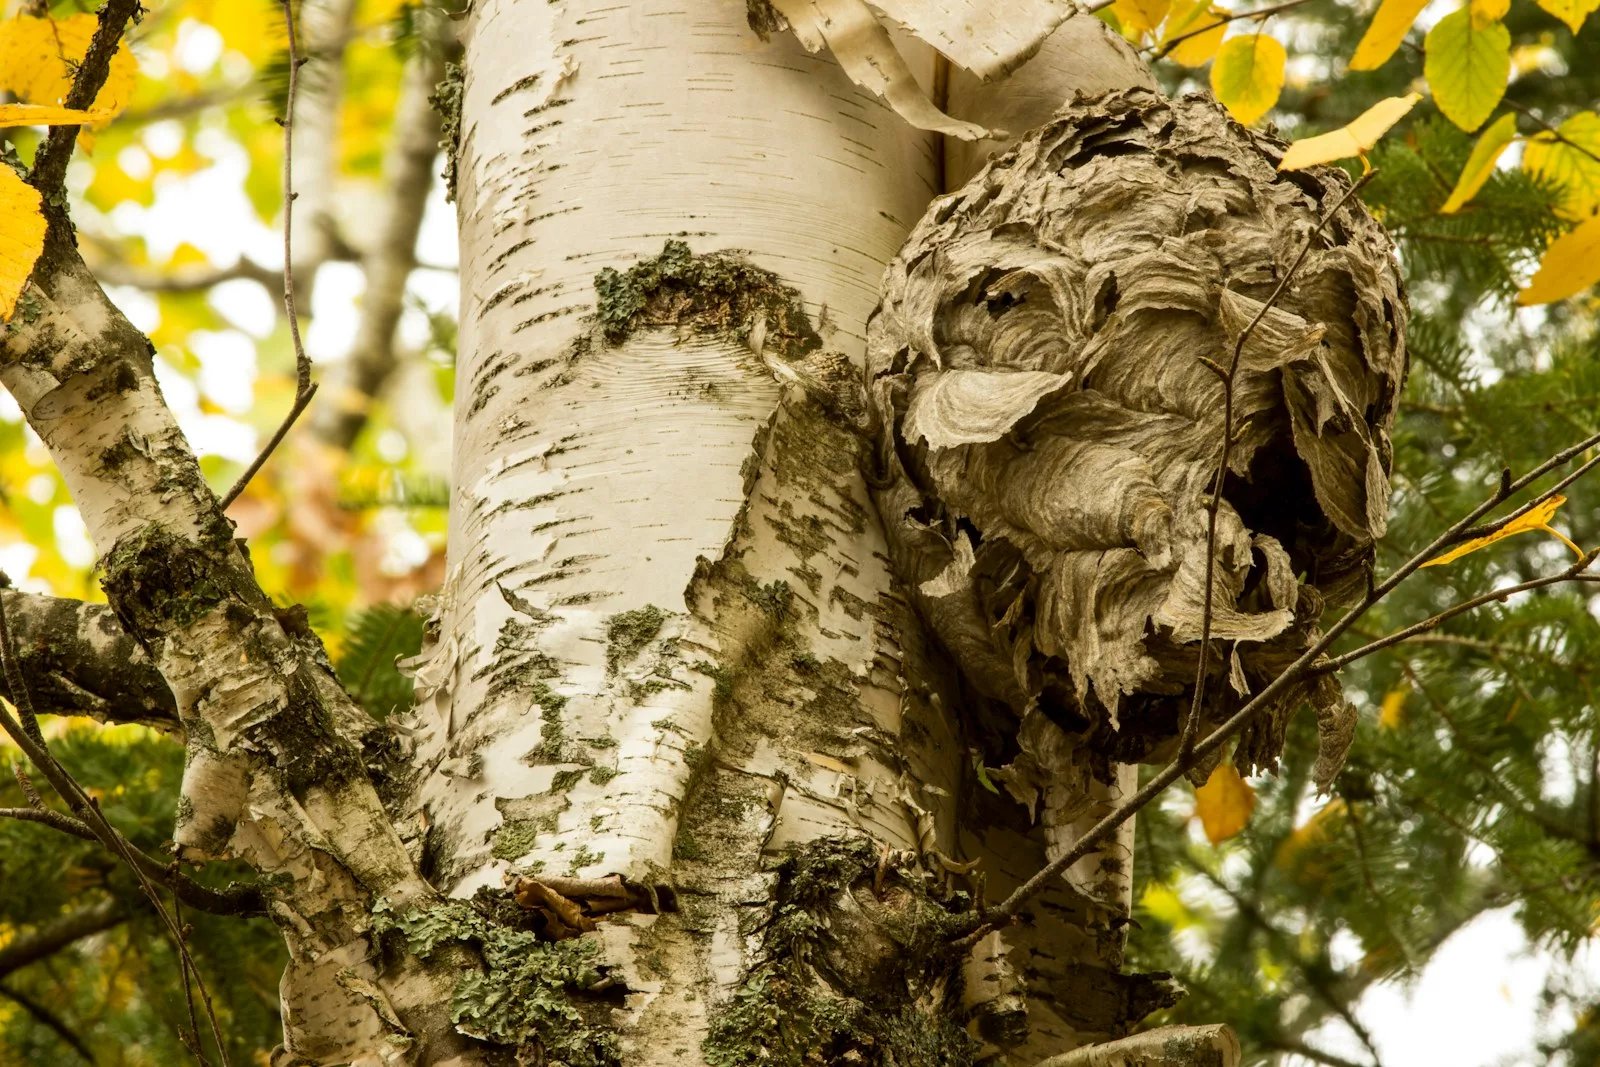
866;89;1408;817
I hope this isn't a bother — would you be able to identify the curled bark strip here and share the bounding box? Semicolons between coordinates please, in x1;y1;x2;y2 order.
768;0;995;140
511;874;677;940
866;89;1406;794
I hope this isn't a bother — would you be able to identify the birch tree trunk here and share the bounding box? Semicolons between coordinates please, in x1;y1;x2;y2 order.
393;1;1189;1064
6;0;1405;1061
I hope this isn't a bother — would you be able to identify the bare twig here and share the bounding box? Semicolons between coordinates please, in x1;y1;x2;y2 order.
953;424;1600;952
171;876;212;1067
1504;99;1600;168
28;0;143;197
1147;0;1317;59
1178;171;1376;760
1316;553;1597;673
1452;448;1600;543
0;805;96;839
0;587;239;1062
221;0;319;510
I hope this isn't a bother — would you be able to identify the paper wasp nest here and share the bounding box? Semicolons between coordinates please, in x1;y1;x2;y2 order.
866;89;1407;801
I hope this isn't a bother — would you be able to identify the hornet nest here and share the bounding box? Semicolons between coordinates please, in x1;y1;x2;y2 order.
865;88;1408;811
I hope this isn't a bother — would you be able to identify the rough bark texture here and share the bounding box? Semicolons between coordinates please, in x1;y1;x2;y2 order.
0;2;1411;1064
2;235;475;1065
866;90;1407;824
0;589;178;727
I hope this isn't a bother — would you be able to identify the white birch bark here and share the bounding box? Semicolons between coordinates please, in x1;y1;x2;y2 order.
403;0;1165;1063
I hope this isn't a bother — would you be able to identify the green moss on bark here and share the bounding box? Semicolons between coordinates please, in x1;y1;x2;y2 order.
372;897;622;1065
604;604;666;674
593;239;823;359
702;837;977;1067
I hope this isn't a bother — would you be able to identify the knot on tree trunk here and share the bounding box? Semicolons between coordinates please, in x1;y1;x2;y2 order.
865;88;1408;799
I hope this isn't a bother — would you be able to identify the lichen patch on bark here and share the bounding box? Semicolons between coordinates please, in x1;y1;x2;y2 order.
594;239;823;360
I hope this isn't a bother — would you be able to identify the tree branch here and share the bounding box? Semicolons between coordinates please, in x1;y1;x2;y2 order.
28;0;144;198
1032;1025;1240;1067
0;589;178;728
310;21;450;450
0;896;128;979
0;984;95;1064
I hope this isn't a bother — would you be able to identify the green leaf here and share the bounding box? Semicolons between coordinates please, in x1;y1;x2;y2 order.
1424;8;1510;132
1211;33;1286;126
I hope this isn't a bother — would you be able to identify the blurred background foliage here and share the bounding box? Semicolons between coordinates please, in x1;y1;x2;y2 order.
1133;1;1600;1064
0;0;1597;1063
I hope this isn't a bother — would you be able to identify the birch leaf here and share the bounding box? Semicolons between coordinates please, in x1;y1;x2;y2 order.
1211;34;1286;126
1440;111;1519;213
1470;0;1511;26
1518;216;1600;304
0;14;138;121
1113;0;1173;35
1379;688;1407;729
1194;763;1255;844
1425;9;1511;132
0;103;110;126
0;167;47;321
1163;0;1230;66
1535;0;1600;32
1349;0;1431;70
1421;495;1576;563
1522;111;1600;219
1278;93;1421;171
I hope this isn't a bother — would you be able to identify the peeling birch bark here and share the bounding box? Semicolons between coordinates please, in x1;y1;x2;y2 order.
0;589;178;728
1;240;476;1065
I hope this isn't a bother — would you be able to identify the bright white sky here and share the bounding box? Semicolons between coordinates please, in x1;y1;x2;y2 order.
19;19;1598;1065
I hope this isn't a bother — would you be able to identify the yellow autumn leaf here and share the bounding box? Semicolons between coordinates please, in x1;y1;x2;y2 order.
1140;882;1194;929
1425;8;1511;132
1276;798;1348;886
1211;34;1286;126
1518;215;1600;305
1350;0;1431;70
1523;111;1600;219
1279;93;1421;171
1422;494;1583;563
1470;0;1511;25
1379;688;1407;729
1536;0;1600;32
1441;111;1519;212
1114;0;1173;35
0;14;138;122
1194;763;1256;844
0;167;47;322
0;103;110;126
1163;0;1231;66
